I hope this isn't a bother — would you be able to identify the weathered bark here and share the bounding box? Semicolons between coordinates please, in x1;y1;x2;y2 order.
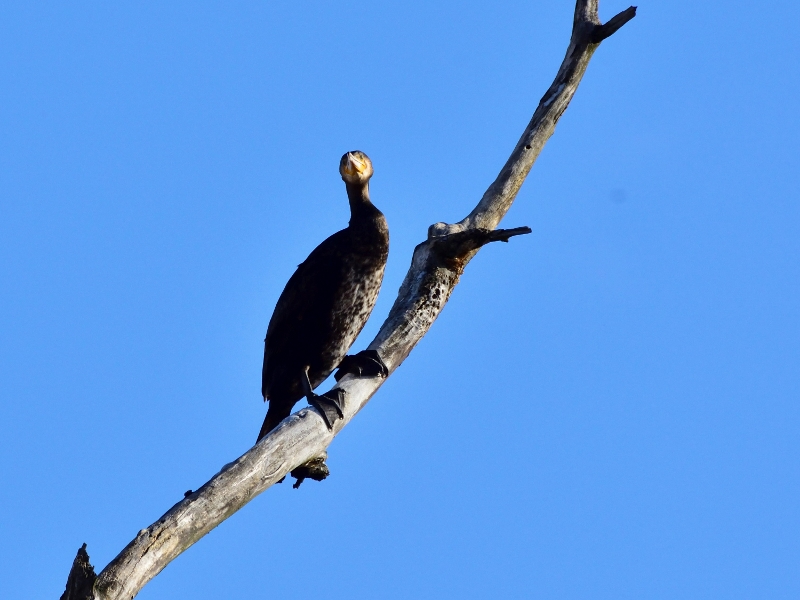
62;2;635;598
60;544;96;600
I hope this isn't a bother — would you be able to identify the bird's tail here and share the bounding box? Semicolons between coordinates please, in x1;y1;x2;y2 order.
257;402;292;442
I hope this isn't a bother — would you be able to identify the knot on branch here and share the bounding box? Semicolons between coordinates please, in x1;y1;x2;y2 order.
60;544;96;600
428;221;468;239
291;454;330;489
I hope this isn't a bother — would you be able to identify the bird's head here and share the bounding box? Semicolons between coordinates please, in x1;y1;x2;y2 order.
339;151;373;185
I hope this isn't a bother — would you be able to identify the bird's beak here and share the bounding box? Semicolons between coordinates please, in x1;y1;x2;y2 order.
342;152;366;178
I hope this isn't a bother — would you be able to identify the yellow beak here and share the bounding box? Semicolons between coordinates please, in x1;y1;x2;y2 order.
343;152;366;177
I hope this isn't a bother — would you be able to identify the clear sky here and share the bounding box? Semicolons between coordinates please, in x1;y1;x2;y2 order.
1;1;798;598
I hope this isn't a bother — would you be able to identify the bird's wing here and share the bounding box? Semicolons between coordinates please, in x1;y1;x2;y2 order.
262;229;350;394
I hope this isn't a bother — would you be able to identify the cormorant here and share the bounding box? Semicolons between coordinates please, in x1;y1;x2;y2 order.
257;151;389;441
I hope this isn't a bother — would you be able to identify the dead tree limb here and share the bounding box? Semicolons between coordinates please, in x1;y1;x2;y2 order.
62;2;635;598
60;544;96;600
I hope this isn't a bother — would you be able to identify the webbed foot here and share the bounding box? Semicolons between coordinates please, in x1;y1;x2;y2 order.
300;366;345;430
334;349;389;381
307;388;345;430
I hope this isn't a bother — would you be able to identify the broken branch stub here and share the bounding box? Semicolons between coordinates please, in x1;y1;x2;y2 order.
66;2;636;598
60;544;96;600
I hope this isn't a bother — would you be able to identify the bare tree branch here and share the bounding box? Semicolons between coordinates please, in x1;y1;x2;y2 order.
65;2;636;598
592;6;638;42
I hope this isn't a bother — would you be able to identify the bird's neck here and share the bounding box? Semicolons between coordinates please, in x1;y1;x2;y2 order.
345;181;387;251
346;182;378;221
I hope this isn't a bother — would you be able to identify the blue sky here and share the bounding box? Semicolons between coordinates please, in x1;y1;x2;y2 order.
1;1;799;598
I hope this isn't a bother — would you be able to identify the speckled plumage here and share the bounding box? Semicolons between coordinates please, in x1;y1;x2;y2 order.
258;152;388;440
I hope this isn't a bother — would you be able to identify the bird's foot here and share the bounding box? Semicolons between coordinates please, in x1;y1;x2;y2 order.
291;455;330;489
334;349;389;381
307;388;345;430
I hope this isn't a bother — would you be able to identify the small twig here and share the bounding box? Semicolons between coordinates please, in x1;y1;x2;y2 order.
431;227;532;266
592;6;637;42
489;226;533;243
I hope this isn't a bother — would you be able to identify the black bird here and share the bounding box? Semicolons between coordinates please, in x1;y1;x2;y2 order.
257;151;389;441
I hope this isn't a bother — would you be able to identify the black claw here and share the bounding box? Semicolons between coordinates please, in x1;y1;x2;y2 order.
335;349;389;381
